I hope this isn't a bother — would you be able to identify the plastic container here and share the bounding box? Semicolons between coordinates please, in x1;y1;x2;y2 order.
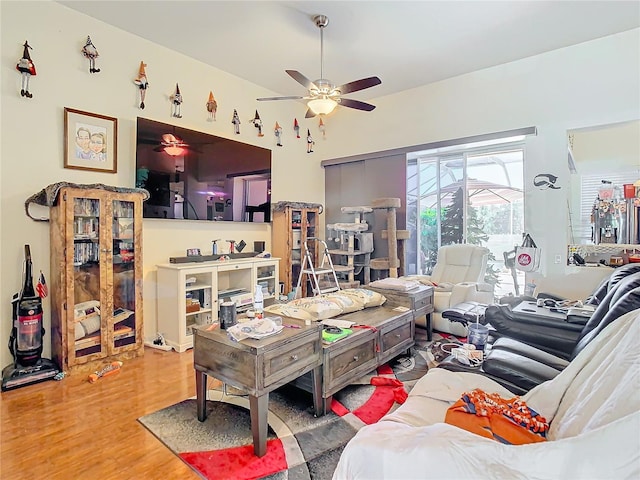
253;284;264;319
467;323;490;352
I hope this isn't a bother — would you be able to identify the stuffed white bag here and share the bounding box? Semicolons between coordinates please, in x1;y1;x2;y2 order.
515;233;541;272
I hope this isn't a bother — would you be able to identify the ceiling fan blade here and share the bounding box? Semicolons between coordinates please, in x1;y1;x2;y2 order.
257;95;306;101
286;70;318;90
339;98;377;112
305;108;316;119
336;76;382;95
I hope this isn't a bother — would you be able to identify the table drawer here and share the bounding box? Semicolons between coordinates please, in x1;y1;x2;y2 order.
380;320;413;353
263;333;321;388
325;335;377;395
414;293;433;312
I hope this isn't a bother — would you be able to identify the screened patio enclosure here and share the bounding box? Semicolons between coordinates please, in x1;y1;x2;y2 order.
406;139;525;297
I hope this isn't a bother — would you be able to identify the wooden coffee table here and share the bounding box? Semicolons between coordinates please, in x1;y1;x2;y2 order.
193;321;323;457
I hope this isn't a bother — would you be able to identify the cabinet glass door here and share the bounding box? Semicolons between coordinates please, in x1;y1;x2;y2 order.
111;199;138;350
291;209;303;293
71;195;104;361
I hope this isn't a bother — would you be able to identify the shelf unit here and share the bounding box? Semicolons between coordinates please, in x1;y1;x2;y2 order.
50;186;145;373
156;257;279;352
272;202;322;297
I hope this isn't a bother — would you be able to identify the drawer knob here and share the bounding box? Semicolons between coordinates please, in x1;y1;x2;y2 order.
353;355;359;362
291;354;298;361
395;334;401;338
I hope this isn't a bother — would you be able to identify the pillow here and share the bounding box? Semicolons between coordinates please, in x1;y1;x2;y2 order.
263;303;314;322
338;288;386;308
286;297;344;320
325;293;365;313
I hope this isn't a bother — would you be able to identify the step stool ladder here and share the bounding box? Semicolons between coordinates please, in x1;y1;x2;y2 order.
296;238;341;297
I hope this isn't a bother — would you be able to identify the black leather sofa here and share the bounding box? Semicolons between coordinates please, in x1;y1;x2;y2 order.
440;273;640;395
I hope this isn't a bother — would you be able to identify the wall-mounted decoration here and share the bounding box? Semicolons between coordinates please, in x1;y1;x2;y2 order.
319;117;326;139
171;83;183;118
16;41;36;98
251;110;264;137
81;36;100;73
307;129;314;153
533;173;561;190
294;118;300;138
134;61;149;109
232;109;241;134
274;122;283;147
206;91;217;121
64;107;117;173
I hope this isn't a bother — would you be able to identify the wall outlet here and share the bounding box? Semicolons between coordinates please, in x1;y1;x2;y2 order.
554;254;562;264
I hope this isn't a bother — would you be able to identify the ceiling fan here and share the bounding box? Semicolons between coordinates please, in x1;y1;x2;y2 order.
257;15;382;118
153;133;190;156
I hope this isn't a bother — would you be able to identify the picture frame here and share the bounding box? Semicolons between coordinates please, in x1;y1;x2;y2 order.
64;107;117;173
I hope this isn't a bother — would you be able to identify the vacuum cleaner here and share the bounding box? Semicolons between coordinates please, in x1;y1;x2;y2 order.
2;245;59;391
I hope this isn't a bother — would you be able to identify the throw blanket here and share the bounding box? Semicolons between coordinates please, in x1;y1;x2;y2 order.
445;389;548;444
24;182;150;221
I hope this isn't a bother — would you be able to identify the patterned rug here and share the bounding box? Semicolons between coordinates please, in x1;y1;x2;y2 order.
138;329;460;480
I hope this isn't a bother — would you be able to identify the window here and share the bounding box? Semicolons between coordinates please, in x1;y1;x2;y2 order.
407;137;525;296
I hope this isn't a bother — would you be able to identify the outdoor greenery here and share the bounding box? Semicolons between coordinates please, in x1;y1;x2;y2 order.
420;187;501;286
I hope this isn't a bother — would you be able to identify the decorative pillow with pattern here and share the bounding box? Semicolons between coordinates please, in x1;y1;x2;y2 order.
286;297;344;320
263;303;314;322
325;293;366;313
338;288;386;308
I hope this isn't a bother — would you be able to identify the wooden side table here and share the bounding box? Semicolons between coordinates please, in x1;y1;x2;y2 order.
193;321;322;457
365;284;434;340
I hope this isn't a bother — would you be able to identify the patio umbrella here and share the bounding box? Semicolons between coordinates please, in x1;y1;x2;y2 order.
422;179;523;207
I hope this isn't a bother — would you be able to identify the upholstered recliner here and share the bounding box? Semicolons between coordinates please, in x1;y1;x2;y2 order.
408;244;494;336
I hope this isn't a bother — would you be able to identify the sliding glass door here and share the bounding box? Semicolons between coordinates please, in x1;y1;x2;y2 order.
407;139;525;296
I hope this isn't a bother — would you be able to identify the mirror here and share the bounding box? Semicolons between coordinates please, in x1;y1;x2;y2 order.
567;120;639;254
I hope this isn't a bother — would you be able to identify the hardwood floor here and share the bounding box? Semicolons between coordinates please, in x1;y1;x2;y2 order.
0;347;203;479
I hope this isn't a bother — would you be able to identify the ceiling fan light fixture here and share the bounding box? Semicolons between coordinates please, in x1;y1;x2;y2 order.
307;97;338;115
164;145;185;156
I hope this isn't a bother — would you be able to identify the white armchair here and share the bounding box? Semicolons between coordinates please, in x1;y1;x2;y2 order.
408;244;494;336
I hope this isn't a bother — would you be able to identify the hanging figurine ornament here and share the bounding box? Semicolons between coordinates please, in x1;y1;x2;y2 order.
171;83;183;118
81;36;100;73
133;61;149;109
319;117;326;139
274;122;283;147
307;129;315;153
232;109;241;134
206;91;217;121
294;118;300;138
16;40;36;98
251;110;264;137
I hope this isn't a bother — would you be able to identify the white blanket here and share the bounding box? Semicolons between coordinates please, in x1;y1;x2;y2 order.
333;309;640;480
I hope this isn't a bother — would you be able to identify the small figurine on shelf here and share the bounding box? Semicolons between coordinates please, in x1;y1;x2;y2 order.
206;91;217;121
81;35;100;73
307;129;314;153
232;109;241;134
319;117;326;139
133;61;149;109
274;122;283;147
294;118;300;138
251;110;264;137
171;83;183;118
16;40;36;98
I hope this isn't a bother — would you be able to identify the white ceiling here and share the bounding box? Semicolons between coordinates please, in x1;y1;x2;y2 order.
58;1;639;101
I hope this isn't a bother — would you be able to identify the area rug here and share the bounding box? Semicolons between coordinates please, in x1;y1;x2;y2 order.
138;329;460;480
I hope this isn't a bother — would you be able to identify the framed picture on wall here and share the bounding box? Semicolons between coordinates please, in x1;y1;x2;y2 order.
64;107;118;173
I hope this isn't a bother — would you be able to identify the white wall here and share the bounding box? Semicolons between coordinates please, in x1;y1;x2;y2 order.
319;28;640;288
0;1;325;367
1;1;638;368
